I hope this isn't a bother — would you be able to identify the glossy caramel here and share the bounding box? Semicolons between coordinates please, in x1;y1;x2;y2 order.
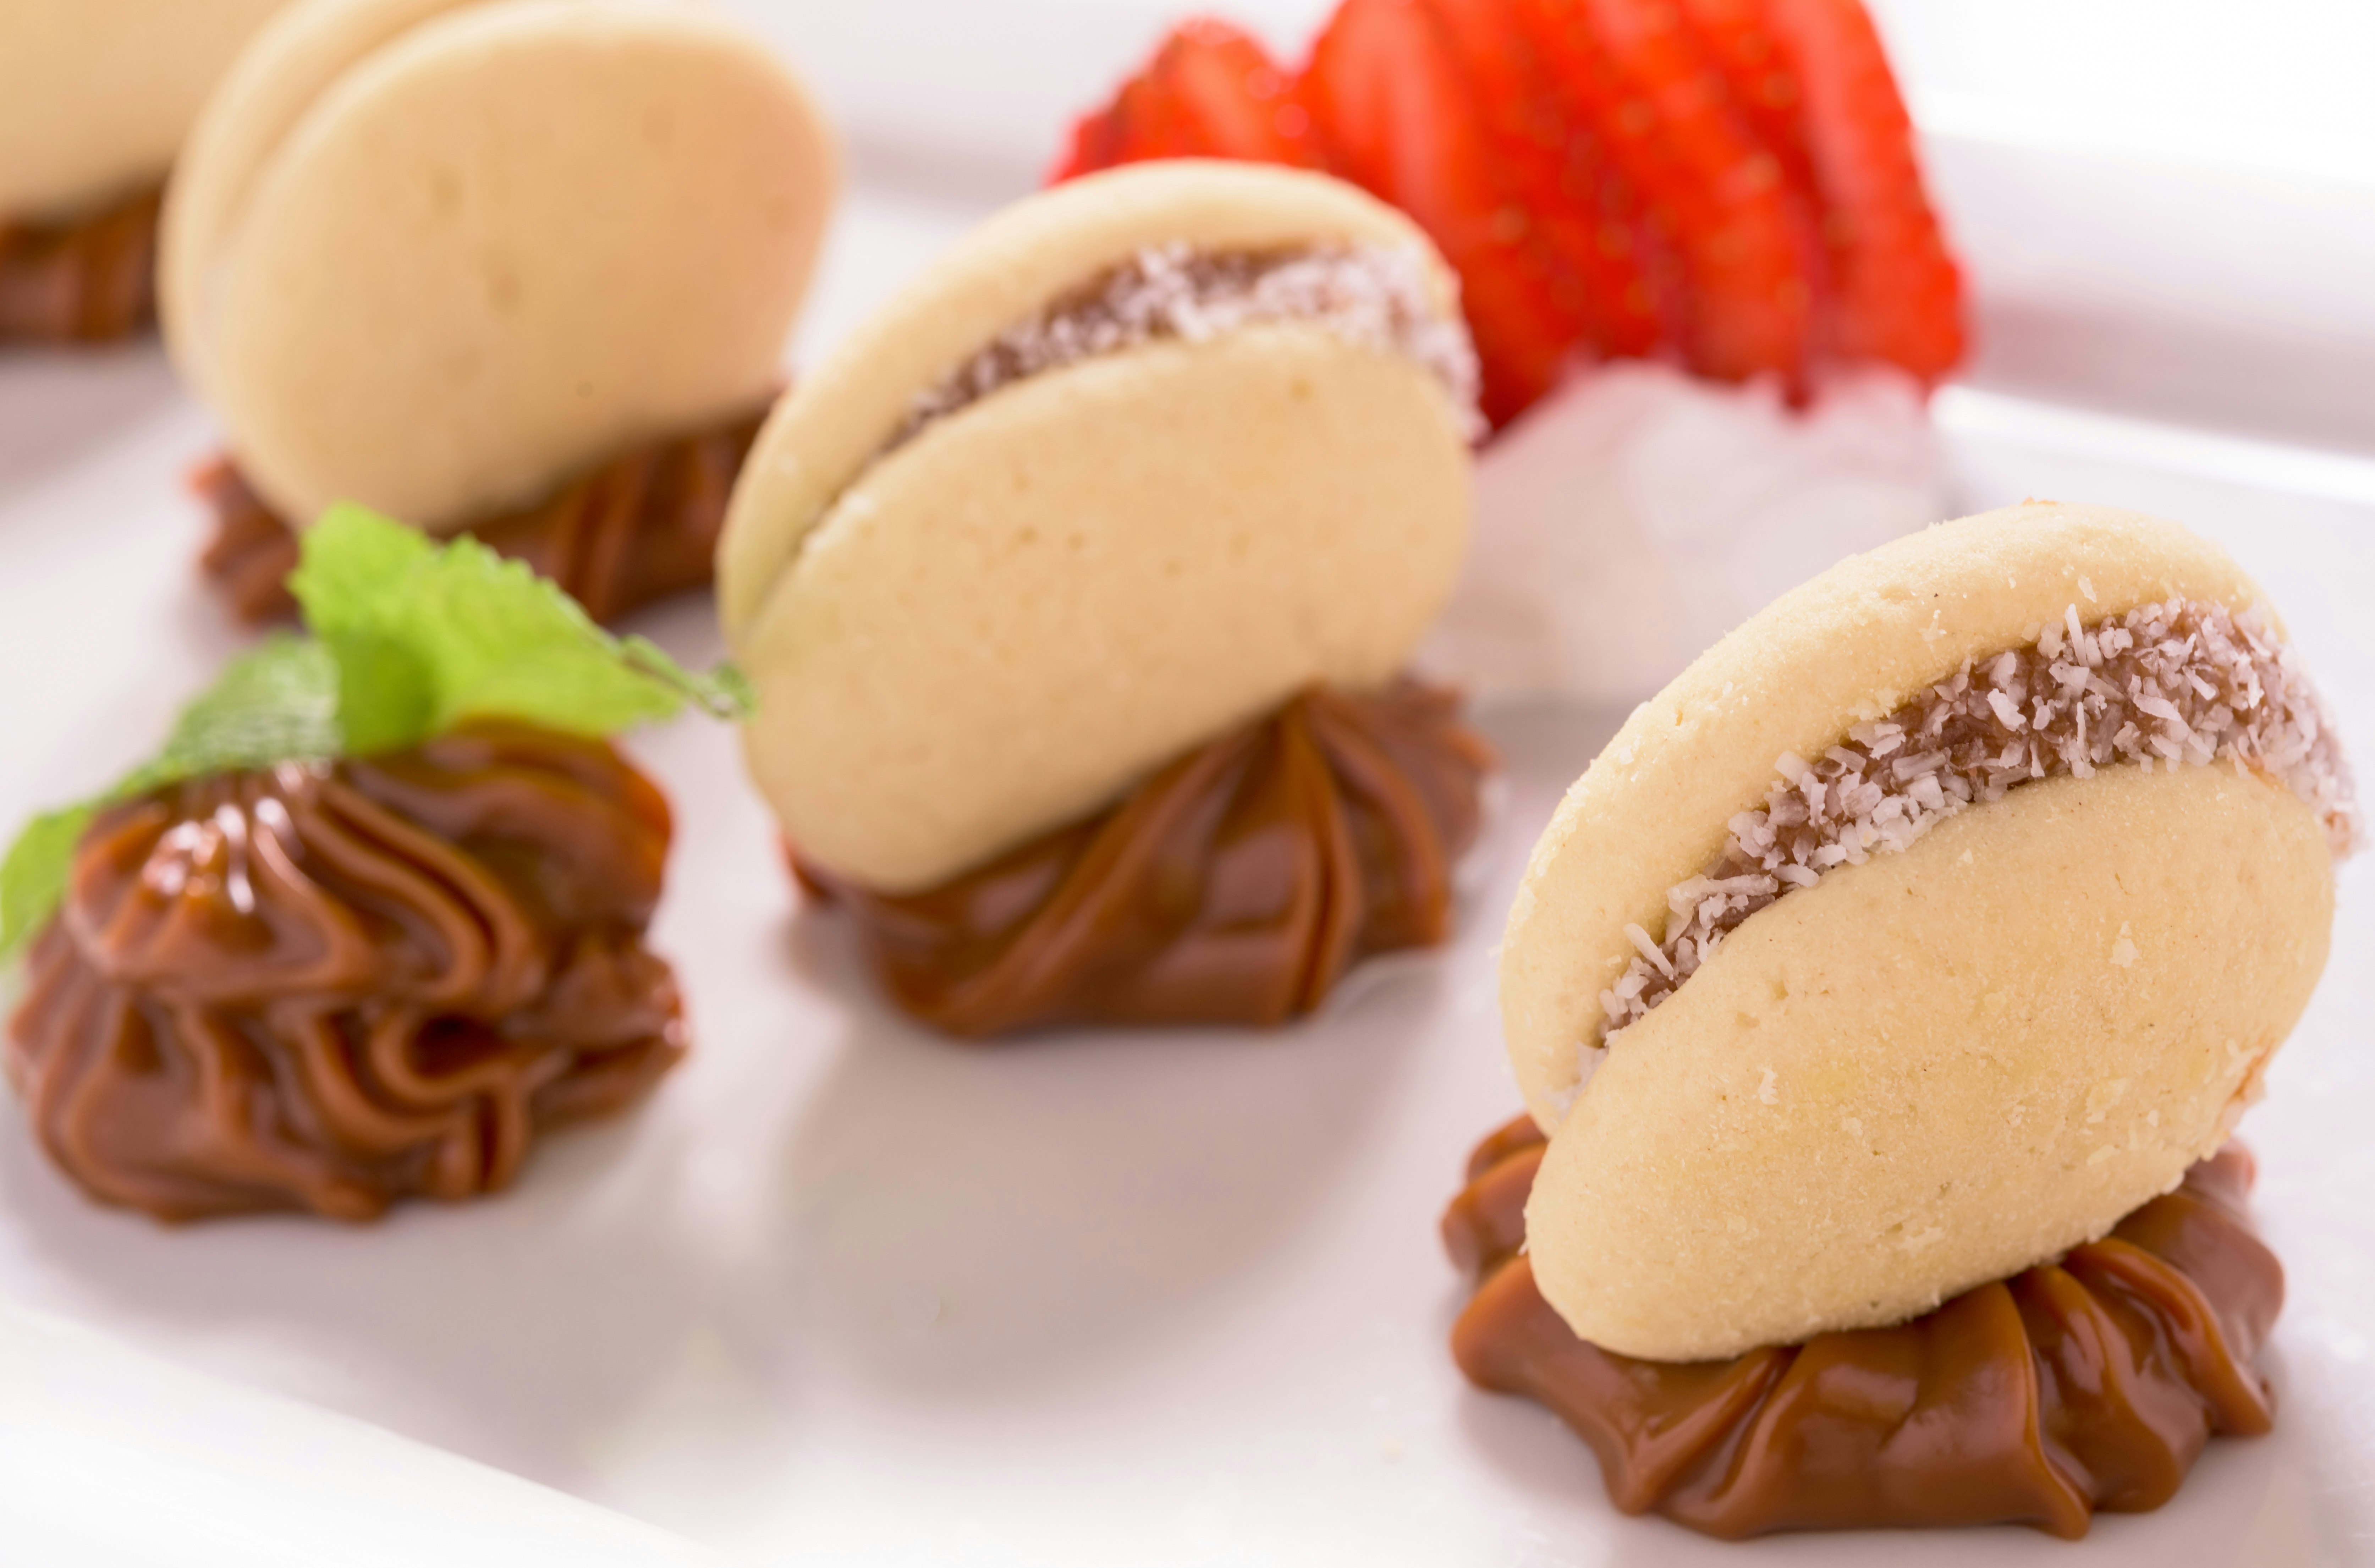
196;408;766;626
1444;1116;2282;1539
6;724;686;1222
800;681;1493;1036
0;183;160;345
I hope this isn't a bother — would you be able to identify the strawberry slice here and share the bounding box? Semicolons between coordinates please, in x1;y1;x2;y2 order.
1673;0;1821;199
1055;66;1178;176
1304;0;1579;427
1516;0;1820;386
1423;0;1667;364
1737;0;1964;380
1052;18;1325;180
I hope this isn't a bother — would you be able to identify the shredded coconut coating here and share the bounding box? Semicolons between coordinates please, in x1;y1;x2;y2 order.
890;242;1483;453
1599;599;2360;1042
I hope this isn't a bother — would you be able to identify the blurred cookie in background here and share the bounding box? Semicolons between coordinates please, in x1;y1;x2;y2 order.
163;0;839;625
0;0;297;345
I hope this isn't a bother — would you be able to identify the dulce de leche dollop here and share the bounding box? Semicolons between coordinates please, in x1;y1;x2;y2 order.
1444;1116;2283;1540
799;680;1494;1036
196;407;767;627
6;723;687;1222
0;183;161;345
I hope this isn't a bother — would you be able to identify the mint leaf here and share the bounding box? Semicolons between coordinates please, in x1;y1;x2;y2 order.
0;806;94;965
617;634;756;721
325;633;438;757
0;637;340;964
4;507;748;962
291;505;751;751
122;635;343;794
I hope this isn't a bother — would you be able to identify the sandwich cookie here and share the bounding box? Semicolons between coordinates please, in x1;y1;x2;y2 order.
161;0;837;623
1447;501;2355;1536
720;160;1493;1035
0;0;296;344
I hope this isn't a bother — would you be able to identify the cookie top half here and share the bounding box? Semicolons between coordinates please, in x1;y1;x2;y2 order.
1503;501;2290;1124
721;160;1479;892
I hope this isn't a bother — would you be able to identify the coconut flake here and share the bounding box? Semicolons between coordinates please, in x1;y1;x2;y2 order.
1593;598;2359;1050
891;241;1482;453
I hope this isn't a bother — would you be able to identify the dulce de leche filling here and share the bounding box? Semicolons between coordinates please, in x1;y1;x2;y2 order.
196;406;768;627
798;680;1493;1036
1444;1116;2283;1540
887;242;1484;458
0;183;163;346
1599;599;2359;1051
4;723;686;1223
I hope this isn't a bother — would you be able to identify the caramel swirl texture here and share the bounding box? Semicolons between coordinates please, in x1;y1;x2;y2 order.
1444;1117;2283;1539
0;185;162;346
800;682;1493;1036
5;725;686;1222
197;408;767;626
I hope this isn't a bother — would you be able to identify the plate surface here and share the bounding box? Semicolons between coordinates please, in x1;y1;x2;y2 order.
1;185;2373;1568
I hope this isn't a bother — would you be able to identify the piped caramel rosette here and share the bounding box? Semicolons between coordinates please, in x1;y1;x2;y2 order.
13;725;681;1222
158;0;838;622
716;161;1491;1036
1459;501;2355;1537
1;508;748;1222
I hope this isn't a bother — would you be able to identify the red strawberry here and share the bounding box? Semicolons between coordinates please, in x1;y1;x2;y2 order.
1423;0;1667;364
1516;0;1820;386
1738;0;1964;380
1052;18;1326;181
1675;0;1817;184
1304;0;1579;426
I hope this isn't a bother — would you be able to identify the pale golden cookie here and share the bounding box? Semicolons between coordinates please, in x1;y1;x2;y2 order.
1503;502;2345;1360
721;161;1477;892
161;0;836;532
0;0;295;220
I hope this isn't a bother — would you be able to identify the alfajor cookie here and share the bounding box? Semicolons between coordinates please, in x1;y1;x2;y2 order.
1497;501;2353;1363
1433;501;2351;1538
0;0;296;343
720;160;1492;1034
162;0;836;620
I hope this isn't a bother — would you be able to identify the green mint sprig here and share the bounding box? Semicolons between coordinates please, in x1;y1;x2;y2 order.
0;506;748;963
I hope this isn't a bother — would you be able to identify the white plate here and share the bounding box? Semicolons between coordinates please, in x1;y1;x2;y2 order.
5;81;2375;1568
0;1305;710;1568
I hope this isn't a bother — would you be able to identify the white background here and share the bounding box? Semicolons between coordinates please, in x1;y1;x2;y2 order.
2;3;2373;1563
